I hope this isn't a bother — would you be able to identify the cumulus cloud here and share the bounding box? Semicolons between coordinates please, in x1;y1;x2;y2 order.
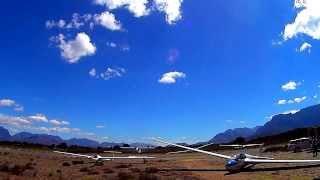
277;96;307;105
158;71;186;84
94;11;122;31
298;42;312;53
28;114;48;123
283;0;320;40
55;32;96;63
94;0;150;17
154;0;183;24
281;81;301;91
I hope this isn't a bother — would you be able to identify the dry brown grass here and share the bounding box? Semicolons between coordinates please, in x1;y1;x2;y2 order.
0;146;319;179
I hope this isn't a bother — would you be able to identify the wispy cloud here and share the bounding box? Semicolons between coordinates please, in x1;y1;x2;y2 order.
297;42;312;53
0;98;24;112
89;67;126;80
277;96;307;105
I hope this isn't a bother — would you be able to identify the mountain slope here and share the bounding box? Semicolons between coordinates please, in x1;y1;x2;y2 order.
0;127;11;141
11;132;64;145
254;104;320;138
66;138;100;148
209;127;260;144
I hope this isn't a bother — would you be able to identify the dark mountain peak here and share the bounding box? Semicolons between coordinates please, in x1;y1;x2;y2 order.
0;126;11;140
254;104;320;138
209;126;260;144
66;138;100;148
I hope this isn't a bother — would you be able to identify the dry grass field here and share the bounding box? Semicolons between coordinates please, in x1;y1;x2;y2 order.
0;146;320;180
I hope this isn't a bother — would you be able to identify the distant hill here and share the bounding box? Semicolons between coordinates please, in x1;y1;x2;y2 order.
209;127;261;144
66;138;100;148
253;104;320;138
0;126;153;148
0;127;11;141
208;104;320;144
11;132;64;145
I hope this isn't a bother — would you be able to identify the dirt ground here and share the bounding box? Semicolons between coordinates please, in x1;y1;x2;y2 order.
0;147;320;180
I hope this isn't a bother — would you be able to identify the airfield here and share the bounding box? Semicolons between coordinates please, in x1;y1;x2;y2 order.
0;146;320;180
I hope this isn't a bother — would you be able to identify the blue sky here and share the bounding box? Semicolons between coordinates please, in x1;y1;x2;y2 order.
1;0;320;143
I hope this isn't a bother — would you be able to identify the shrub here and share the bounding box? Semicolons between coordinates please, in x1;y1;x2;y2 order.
72;160;84;165
62;162;71;166
130;167;141;173
103;168;114;174
145;167;159;174
115;164;132;169
118;172;134;180
79;167;89;172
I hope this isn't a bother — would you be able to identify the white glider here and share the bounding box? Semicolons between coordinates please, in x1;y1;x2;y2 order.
54;151;154;162
153;138;320;172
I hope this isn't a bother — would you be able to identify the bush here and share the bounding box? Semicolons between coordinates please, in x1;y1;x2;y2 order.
88;170;100;175
103;168;114;174
130;167;141;173
115;164;132;169
145;167;159;174
139;173;158;180
79;167;89;172
72;160;84;165
118;172;134;180
62;162;71;166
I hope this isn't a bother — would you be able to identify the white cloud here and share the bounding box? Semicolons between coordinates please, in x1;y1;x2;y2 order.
281;81;301;91
94;11;122;31
158;71;186;84
100;67;126;80
46;19;67;29
94;0;150;17
107;42;117;48
283;0;320;40
96;125;105;128
294;96;307;103
28;114;48;123
49;119;70;126
89;68;97;77
46;13;93;30
154;0;183;24
0;99;24;112
56;32;96;63
298;42;312;53
0;114;31;127
14;105;24;112
282;109;300;115
277;96;307;105
277;99;287;105
0;99;15;107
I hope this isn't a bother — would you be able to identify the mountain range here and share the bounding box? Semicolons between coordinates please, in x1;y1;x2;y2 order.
0;128;149;148
1;104;320;147
210;104;320;144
